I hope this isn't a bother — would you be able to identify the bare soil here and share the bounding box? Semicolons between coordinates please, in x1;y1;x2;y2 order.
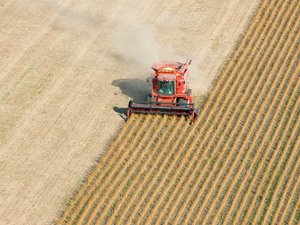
0;0;259;224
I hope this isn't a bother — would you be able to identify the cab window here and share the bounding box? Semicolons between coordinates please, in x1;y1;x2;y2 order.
158;80;175;95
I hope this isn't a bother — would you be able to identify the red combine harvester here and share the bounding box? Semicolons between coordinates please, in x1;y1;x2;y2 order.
127;58;198;121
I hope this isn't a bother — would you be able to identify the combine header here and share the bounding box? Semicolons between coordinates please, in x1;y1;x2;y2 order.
127;59;198;121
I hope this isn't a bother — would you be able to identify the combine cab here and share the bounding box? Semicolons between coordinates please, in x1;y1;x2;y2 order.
127;59;198;121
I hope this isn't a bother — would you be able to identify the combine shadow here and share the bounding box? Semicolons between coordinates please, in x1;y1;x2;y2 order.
112;79;149;101
112;78;149;120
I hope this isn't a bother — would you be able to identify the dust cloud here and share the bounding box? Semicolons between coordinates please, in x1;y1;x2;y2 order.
109;18;211;95
22;0;211;95
109;19;183;76
22;0;102;33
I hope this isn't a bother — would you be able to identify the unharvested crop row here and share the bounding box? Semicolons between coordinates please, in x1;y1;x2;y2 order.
60;114;151;223
223;45;300;225
172;0;298;223
69;115;164;224
157;2;290;222
245;56;299;225
57;0;300;224
197;0;281;130
200;54;299;225
79;116;160;224
62;115;182;224
109;117;186;224
208;6;300;224
198;0;274;122
58;114;139;223
104;118;183;222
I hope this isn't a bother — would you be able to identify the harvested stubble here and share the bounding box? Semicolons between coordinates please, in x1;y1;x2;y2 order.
57;0;300;224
